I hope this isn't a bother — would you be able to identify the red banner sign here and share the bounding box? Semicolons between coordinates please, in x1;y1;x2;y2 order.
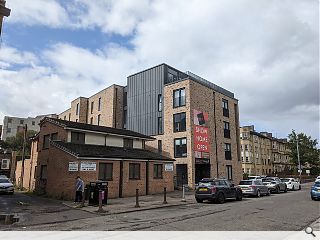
194;125;209;152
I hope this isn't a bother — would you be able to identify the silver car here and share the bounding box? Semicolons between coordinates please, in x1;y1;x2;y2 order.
0;178;14;194
238;180;270;197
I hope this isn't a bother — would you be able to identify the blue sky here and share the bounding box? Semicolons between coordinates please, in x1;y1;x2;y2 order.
0;0;318;140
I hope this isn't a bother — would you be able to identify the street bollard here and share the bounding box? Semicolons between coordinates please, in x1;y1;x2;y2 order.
181;184;186;202
135;189;140;208
97;189;106;213
163;187;168;204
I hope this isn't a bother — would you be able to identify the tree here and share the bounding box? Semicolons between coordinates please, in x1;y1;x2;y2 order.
288;130;320;168
0;130;38;156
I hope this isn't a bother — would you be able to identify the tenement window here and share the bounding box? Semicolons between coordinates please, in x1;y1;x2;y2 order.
174;138;187;157
173;112;186;132
225;143;232;160
173;88;186;108
222;99;229;117
129;163;140;180
226;165;233;180
223;121;230;138
153;164;163;179
98;97;101;111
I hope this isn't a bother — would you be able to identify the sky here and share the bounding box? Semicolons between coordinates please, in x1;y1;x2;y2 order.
0;0;319;140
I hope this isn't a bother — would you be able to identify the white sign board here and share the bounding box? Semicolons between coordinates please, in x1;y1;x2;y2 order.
1;159;10;170
298;169;302;173
165;163;174;171
306;170;310;174
80;162;97;171
68;162;78;172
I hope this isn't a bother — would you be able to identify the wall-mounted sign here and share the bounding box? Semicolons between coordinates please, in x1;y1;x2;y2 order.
195;158;210;164
193;109;209;127
1;159;10;170
194;125;209;152
68;162;78;172
80;162;97;171
165;163;174;171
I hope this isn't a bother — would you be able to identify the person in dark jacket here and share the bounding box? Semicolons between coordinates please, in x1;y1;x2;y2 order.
75;176;84;202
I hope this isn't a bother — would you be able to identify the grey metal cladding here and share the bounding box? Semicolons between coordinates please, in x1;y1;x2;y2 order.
127;64;165;136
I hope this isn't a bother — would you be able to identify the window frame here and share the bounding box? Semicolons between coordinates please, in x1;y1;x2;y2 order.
158;116;163;134
40;165;47;180
43;134;50;149
98;162;113;181
129;163;140;180
226;165;233;180
158;94;162;112
174;137;187;158
98;97;101;111
173;112;186;132
97;114;101;126
153;164;163;179
123;138;133;149
91;101;94;114
173;88;186;108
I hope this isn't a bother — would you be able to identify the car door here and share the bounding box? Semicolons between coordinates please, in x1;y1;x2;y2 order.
256;180;267;194
224;180;236;198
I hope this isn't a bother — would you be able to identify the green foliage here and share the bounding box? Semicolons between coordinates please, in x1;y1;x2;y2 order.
288;130;320;167
0;130;37;155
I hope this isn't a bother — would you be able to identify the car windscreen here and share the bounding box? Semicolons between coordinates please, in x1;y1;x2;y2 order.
314;182;320;187
0;179;10;183
281;178;290;182
198;181;216;186
239;180;252;185
262;179;271;182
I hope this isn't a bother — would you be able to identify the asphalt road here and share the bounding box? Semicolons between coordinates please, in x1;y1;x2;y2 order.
5;182;318;231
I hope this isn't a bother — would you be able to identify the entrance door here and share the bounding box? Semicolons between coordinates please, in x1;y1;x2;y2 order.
195;164;210;183
176;164;188;187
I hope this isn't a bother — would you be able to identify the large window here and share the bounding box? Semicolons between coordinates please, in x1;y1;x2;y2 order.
225;143;232;160
226;165;233;180
98;163;113;180
173;88;186;108
124;138;133;148
222;99;229;117
129;163;140;180
173;112;186;132
158;94;162;112
153;164;163;179
71;132;85;144
224;121;230;138
174;138;187;157
43;134;50;149
158;117;163;134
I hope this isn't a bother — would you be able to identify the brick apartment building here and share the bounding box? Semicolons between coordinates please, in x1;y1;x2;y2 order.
58;64;242;188
240;125;293;176
33;117;174;200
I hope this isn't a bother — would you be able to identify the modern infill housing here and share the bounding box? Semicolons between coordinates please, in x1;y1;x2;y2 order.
56;64;242;191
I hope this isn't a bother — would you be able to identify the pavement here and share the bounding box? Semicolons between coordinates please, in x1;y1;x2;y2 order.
62;189;195;215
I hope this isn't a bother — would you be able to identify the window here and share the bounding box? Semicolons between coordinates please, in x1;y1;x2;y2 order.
129;163;140;180
222;99;229;117
64;116;66;120
20;120;24;124
76;119;78;122
32;121;35;125
142;140;145;149
225;143;232;160
97;114;101;126
7;118;12;123
51;133;58;141
173;88;186;108
245;145;248;150
158;140;162;154
158;117;163;134
98;163;113;180
90;117;93;124
223;121;230;138
123;109;127;128
158;94;162;112
43;134;50;149
68;113;71;121
98;97;101;111
174;138;187;157
124;138;133;148
40;165;47;180
154;164;163;179
76;103;79;115
226;165;233;180
71;132;85;144
91;101;94;114
7;128;11;133
173;112;186;132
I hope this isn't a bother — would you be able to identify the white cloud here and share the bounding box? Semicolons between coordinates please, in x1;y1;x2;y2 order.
1;0;319;140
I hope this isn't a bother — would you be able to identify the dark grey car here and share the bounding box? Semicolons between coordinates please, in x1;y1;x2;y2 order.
238;180;270;197
195;178;243;204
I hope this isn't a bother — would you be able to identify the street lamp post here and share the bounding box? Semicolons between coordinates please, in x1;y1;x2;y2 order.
296;138;301;182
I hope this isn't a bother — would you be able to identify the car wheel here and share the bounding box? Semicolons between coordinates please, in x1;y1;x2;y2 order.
236;191;242;201
311;197;315;201
284;187;287;193
299;185;301;190
292;186;295;191
256;190;261;198
266;189;271;196
216;193;225;204
276;187;280;194
196;198;203;203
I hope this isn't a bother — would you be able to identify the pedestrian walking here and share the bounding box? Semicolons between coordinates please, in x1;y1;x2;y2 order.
75;176;84;202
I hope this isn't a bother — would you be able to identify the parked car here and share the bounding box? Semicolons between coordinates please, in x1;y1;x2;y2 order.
262;177;287;193
311;181;320;200
238;179;270;197
195;178;243;204
0;178;14;194
280;178;301;191
0;175;8;179
315;176;320;182
247;176;262;180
